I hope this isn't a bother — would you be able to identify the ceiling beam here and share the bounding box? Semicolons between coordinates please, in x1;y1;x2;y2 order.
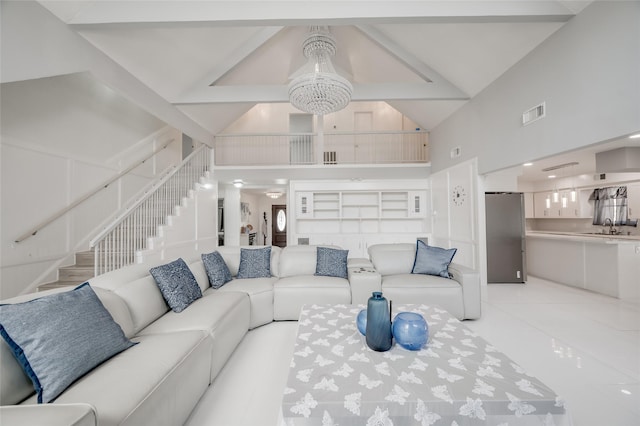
356;24;468;98
43;1;578;26
173;82;470;104
188;26;284;91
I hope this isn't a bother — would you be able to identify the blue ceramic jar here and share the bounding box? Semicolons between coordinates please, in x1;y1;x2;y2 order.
356;309;367;335
365;292;392;352
392;312;428;350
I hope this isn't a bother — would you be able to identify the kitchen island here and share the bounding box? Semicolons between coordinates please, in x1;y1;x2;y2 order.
526;231;640;300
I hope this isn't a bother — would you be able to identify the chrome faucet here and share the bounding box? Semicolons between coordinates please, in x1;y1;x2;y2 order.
603;218;616;235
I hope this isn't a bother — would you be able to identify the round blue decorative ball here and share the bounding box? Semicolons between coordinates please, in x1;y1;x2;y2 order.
392;312;428;350
356;309;367;336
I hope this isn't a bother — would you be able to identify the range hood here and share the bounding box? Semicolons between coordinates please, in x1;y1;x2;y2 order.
595;147;640;173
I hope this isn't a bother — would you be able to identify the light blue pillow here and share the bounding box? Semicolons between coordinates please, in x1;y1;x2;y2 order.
201;251;232;289
150;258;202;312
411;240;457;278
315;247;349;279
237;247;271;279
0;283;136;403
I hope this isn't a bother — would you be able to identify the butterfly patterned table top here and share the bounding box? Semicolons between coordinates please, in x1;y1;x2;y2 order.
280;304;572;426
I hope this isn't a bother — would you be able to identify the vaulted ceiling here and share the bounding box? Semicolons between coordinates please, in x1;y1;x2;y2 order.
38;0;592;138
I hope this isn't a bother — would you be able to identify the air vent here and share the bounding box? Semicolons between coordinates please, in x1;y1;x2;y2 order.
324;151;337;165
522;102;545;126
541;162;579;172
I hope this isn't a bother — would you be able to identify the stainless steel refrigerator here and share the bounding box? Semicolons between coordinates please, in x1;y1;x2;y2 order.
485;192;527;283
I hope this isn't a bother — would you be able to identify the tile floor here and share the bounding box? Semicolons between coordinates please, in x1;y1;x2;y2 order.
185;276;640;426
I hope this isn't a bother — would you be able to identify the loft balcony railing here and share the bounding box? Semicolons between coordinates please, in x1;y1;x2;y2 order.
213;131;429;166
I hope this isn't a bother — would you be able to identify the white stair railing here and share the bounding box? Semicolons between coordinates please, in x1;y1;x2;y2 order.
90;145;211;275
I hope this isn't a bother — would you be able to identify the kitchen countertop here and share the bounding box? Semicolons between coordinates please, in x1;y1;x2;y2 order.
526;230;640;243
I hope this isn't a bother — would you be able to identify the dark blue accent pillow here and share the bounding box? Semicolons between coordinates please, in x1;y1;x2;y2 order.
201;251;232;289
411;240;457;278
0;283;136;403
315;247;349;279
237;247;271;279
150;258;202;312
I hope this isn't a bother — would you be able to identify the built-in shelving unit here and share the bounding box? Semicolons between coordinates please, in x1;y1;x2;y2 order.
291;182;430;257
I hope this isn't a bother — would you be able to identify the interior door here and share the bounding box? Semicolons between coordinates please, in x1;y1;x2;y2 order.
272;205;287;248
354;111;373;163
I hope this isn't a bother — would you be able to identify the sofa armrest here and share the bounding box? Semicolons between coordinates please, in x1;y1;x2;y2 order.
447;262;481;320
0;403;97;426
348;266;381;306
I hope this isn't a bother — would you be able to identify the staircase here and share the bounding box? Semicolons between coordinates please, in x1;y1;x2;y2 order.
39;250;95;291
35;146;212;291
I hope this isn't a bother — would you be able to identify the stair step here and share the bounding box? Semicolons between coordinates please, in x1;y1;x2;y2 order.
58;266;94;282
75;251;95;266
38;281;84;292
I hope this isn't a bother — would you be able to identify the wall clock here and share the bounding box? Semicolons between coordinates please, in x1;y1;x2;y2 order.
452;185;466;206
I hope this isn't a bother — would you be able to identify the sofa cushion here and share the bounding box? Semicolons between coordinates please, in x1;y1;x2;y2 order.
411;240;457;278
21;331;212;426
201;251;232;289
150;258;202;313
315;247;348;279
237;247;271;279
381;274;464;319
137;291;251;382
368;243;416;276
216;246;281;278
273;275;351;320
0;283;136;404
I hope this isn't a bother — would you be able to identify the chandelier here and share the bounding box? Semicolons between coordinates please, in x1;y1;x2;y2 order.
288;27;353;116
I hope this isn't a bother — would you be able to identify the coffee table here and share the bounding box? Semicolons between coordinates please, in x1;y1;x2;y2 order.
280;304;572;425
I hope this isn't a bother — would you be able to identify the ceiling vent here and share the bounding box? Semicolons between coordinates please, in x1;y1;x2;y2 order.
595;147;640;173
522;102;545;126
541;161;579;172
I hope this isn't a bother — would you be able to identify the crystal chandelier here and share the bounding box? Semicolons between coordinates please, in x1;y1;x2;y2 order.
288;27;353;115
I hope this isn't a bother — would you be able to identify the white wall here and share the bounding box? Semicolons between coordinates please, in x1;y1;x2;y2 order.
0;71;183;298
221;101;418;134
430;159;480;274
430;1;640;176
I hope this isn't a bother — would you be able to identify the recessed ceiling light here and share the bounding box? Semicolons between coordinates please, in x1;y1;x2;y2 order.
232;179;244;188
548;175;556;179
629;133;640;139
523;163;533;167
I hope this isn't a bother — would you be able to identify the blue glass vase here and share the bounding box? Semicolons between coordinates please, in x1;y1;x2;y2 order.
356;309;367;336
392;312;428;351
365;292;392;352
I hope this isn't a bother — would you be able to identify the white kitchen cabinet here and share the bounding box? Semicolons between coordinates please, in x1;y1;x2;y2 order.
533;192;560;218
533;190;592;219
524;192;535;219
627;183;640;219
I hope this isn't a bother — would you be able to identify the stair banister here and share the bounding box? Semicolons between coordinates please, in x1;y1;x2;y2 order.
14;140;175;244
90;145;211;275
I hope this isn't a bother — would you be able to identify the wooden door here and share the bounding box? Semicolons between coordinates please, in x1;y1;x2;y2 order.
272;205;287;248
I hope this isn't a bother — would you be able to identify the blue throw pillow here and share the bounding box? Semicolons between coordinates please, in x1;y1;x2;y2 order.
411;240;457;278
0;283;136;403
150;258;202;312
315;247;349;279
201;251;232;289
237;247;271;279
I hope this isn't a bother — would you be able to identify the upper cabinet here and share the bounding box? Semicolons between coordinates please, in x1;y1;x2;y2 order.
530;190;592;219
627;183;640;220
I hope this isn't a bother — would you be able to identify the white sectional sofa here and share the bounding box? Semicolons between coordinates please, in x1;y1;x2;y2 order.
0;243;480;426
367;243;481;320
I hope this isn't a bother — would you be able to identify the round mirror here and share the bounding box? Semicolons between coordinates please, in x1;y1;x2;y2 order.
276;210;286;232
